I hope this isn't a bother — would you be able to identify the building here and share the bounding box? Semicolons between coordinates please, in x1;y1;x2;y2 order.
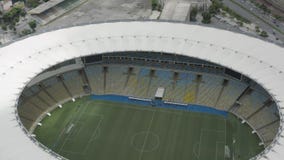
159;0;211;21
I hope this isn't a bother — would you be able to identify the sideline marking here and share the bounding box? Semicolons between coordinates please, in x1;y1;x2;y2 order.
139;110;156;160
58;101;91;153
83;117;103;154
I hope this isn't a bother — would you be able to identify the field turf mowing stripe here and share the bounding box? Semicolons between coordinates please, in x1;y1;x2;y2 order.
34;96;263;160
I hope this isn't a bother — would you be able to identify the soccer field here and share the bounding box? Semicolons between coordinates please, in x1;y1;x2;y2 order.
34;96;264;160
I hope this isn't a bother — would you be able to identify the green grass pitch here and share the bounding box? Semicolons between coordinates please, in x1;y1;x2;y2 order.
34;96;264;160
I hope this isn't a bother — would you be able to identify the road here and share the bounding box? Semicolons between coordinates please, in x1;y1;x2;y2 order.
223;0;284;44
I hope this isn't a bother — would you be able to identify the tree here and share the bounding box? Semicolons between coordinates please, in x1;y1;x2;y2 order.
2;6;26;24
259;4;270;13
20;29;32;37
190;7;198;22
1;25;7;31
26;0;40;8
255;26;260;33
209;0;222;15
202;12;211;24
152;0;162;11
237;21;243;27
28;20;37;31
260;31;268;37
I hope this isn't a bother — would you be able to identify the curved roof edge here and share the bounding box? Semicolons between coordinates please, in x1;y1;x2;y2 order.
0;21;284;160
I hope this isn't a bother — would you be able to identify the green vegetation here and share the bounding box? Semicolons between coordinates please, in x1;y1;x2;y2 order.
28;20;37;31
0;5;26;31
237;21;243;26
210;0;250;24
151;0;162;11
260;30;268;37
258;4;270;14
255;26;260;33
209;0;222;15
190;7;198;22
26;0;40;8
34;96;263;160
249;0;271;14
229;0;284;35
20;29;32;36
273;14;282;20
202;12;211;24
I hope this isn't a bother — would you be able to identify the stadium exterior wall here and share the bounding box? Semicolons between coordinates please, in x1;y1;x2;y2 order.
0;21;284;160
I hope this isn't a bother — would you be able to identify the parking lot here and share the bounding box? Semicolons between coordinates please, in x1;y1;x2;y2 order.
38;0;152;32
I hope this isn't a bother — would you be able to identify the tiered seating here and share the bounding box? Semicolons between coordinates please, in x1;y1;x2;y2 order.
62;70;84;96
105;66;127;95
163;72;191;103
258;121;279;144
19;118;33;130
42;77;70;102
18;102;42;121
17;63;280;140
182;73;196;104
123;68;139;96
249;103;279;131
85;65;104;94
133;68;150;98
196;75;223;107
235;91;268;118
252;111;279;145
148;70;171;98
154;70;172;101
18;101;43;129
28;96;50;110
216;80;247;110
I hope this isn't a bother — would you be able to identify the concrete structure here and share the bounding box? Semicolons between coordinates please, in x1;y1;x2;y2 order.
0;0;12;11
29;0;87;25
1;21;284;160
160;0;211;21
155;87;165;99
28;0;65;15
265;0;284;13
160;1;191;21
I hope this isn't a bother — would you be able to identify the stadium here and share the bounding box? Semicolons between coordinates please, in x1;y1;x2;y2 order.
0;21;284;160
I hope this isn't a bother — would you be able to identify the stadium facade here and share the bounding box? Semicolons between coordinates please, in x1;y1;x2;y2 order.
0;21;284;160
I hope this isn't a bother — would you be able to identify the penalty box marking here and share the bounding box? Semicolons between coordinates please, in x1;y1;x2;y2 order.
216;141;226;160
58;101;101;153
62;113;103;155
198;128;226;160
57;100;91;153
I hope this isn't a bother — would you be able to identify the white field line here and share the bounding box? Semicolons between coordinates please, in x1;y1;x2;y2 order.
198;131;203;159
58;101;91;153
52;100;87;149
83;117;103;154
139;110;156;160
199;128;226;160
224;119;227;160
102;101;182;115
215;141;225;160
201;129;225;133
60;150;83;155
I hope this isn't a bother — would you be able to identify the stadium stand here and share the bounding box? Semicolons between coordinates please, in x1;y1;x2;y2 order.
18;53;279;147
85;65;104;94
41;77;70;102
62;70;84;96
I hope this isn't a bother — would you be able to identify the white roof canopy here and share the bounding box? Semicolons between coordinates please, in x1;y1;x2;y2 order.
0;21;284;160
